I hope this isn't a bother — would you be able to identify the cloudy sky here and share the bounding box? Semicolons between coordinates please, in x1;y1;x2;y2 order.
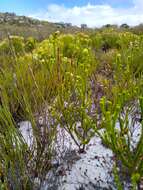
0;0;143;27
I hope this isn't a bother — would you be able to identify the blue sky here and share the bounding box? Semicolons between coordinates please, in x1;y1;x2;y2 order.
0;0;134;14
0;0;143;27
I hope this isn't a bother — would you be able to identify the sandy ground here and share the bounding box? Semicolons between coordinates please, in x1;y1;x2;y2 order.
18;118;141;190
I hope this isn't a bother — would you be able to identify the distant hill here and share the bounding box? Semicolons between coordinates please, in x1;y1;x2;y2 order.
0;12;43;25
0;12;90;40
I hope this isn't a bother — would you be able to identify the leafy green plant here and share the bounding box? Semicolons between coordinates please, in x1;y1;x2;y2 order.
0;28;143;190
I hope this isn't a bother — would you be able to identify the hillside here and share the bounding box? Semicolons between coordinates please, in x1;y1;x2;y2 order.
0;12;90;40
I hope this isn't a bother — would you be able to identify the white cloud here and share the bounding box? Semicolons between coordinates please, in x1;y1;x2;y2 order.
29;1;143;28
134;0;143;8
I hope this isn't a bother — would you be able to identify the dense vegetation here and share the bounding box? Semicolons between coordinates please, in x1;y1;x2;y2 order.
0;28;143;189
